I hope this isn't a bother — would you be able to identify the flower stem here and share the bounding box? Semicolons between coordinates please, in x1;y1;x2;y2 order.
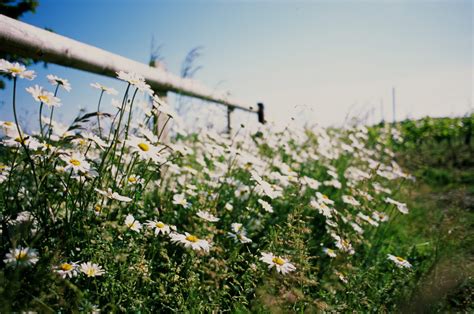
12;77;39;189
97;90;104;138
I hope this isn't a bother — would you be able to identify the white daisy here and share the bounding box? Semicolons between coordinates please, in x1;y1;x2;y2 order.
80;262;105;277
342;195;361;206
124;214;142;232
172;193;189;208
335;237;355;255
0;59;36;79
95;188;132;202
54;261;79;278
228;223;252;244
323;248;337;258
126;175;144;185
257;199;274;213
196;210;219;222
387;254;412;269
310;199;333;218
169;232;211;252
315;192;335;205
116;71;152;94
47;74;72;92
385;197;409;214
336;271;348;284
3;246;39;267
127;136;163;163
259;252;296;275
145;220;172;235
26;85;61;108
90;82;118;95
60;153;91;173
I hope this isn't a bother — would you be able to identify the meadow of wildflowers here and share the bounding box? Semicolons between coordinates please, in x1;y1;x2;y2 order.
0;59;449;312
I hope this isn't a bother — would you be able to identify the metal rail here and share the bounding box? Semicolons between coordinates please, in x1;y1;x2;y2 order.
0;14;265;125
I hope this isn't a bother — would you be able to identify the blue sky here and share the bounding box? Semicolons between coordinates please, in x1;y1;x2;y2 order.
0;0;472;128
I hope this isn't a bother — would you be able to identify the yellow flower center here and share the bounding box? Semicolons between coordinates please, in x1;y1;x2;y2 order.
3;121;13;126
272;257;285;266
128;177;137;183
14;137;27;144
69;159;81;166
15;251;28;260
185;235;198;242
322;194;329;199
94;205;102;212
396;256;405;262
327;249;334;254
156;222;165;228
138;143;149;151
86;268;96;277
10;67;21;73
60;263;73;271
38;95;49;102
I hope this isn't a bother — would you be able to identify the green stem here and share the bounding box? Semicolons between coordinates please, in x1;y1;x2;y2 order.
97;90;105;137
12;77;39;189
39;102;44;138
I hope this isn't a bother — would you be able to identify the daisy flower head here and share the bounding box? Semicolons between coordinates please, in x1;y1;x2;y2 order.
60;153;91;173
47;74;71;92
342;195;361;206
257;199;274;213
151;97;176;118
0;59;36;79
124;214;142;232
82;133;108;149
335;271;348;284
372;211;389;222
387;254;412;269
26;85;61;108
231;223;244;233
228;223;252;244
80;262;105;277
4;246;39;267
385;197;409;214
146;220;172;235
228;232;253;244
95;188;132;202
116;71;152;94
54;261;79;278
169;232;211;252
0;120;18;137
259;252;296;275
335;237;355;255
172;193;189;208
310;198;333;218
90;82;118;95
196;210;219;222
323;247;337;258
127;136;163;163
127;175;144;185
316;192;335;205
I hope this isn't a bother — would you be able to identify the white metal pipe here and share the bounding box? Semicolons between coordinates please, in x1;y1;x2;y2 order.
0;14;257;113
